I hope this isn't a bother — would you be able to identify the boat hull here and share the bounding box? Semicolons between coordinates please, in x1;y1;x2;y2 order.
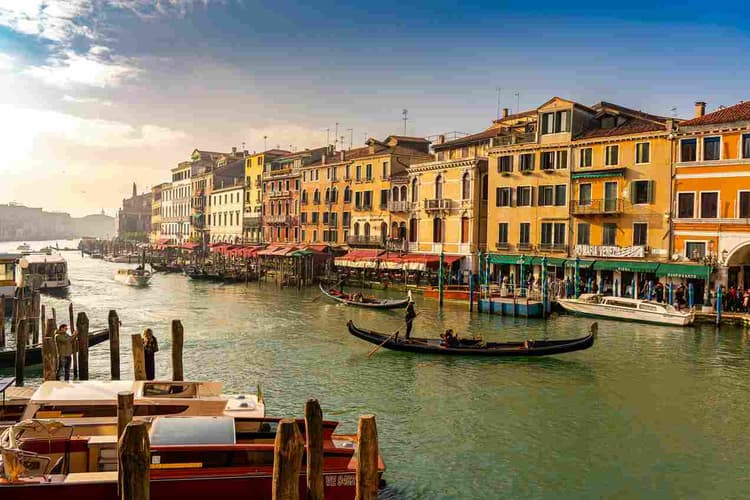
320;284;408;309
0;329;109;369
557;299;694;326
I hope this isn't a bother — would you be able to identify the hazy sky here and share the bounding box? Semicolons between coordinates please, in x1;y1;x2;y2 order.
1;0;749;216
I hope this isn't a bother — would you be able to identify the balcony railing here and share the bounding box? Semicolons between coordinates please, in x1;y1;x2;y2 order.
385;238;407;252
265;214;291;224
354;204;372;212
517;242;533;252
388;200;410;212
538;243;568;252
571;198;624;215
268;190;291;198
424;199;453;211
492;132;536;147
496;241;511;251
243;214;261;229
347;235;385;248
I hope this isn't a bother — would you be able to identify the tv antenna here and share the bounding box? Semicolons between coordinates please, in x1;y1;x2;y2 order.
263;135;268;151
402;109;408;135
514;92;520;114
496;87;502;119
346;128;353;150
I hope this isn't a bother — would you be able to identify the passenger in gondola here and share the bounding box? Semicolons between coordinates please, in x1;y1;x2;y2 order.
404;300;416;339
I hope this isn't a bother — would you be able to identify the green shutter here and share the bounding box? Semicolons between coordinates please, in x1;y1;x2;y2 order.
647;180;655;204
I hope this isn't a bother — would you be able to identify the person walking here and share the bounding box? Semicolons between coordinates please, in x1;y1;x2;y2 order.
404;299;416;340
143;328;159;380
54;324;74;381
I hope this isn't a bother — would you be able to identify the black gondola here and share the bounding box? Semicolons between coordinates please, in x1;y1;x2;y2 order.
347;320;596;357
0;329;110;369
319;284;409;309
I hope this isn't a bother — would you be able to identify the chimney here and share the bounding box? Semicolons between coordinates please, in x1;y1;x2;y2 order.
665;118;674;132
694;101;706;118
436;134;445;145
232;146;237;156
502;108;510;119
340;150;345;161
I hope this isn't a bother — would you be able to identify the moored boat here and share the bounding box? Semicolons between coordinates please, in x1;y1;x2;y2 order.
557;293;694;326
113;267;151;287
347;320;596;356
19;253;70;293
0;329;109;370
319;284;409;309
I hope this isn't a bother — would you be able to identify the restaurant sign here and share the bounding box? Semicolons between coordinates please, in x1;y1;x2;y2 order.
575;245;645;258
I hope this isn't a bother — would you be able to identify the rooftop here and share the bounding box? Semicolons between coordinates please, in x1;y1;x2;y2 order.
680;100;750;127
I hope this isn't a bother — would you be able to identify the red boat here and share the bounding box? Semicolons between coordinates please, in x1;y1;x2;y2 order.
0;415;384;499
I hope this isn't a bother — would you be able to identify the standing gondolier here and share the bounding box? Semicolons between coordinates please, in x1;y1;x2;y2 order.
405;293;416;339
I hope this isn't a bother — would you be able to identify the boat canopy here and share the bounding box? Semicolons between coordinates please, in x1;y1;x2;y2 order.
150;416;236;446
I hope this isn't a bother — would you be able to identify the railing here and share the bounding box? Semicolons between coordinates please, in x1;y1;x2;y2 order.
386;238;407;252
407;242;419;252
313;199;321;205
492;132;536;147
496;241;511;250
517;242;533;251
537;243;568;252
354;204;372;211
457;243;472;254
432;243;443;253
265;214;291;224
268;190;291;198
243;215;261;228
347;235;385;247
571;198;624;215
424;199;453;211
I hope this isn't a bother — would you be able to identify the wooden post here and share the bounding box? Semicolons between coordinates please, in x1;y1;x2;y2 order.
117;391;135;439
69;303;78;379
305;399;325;500
31;291;40;344
76;312;89;380
14;319;27;387
10;294;18;333
40;304;46;337
131;334;147;381
51;306;57;326
46;318;57;338
355;415;379;500
118;421;150;500
108;310;121;380
0;296;5;348
171;320;183;381
42;336;57;381
272;419;304;500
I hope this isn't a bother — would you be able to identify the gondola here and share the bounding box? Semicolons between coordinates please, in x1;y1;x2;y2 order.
0;329;110;369
347;320;596;357
319;283;409;309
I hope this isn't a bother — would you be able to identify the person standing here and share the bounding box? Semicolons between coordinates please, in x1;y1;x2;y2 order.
404;300;416;340
54;324;74;381
143;328;159;380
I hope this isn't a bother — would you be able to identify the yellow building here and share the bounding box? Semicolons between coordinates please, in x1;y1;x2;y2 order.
406;129;494;272
299;147;348;245
149;182;169;244
244;149;288;243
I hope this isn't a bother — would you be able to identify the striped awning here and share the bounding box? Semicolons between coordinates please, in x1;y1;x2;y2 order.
571;168;626;180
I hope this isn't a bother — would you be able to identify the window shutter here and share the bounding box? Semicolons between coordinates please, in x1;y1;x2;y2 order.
630;183;637;204
530;186;535;206
511;188;516;207
647;180;655;204
495;187;501;207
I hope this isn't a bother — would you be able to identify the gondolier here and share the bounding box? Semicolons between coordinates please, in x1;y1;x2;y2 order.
405;299;416;339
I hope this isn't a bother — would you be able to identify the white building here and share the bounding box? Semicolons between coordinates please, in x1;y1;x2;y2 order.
162;162;192;244
209;180;245;244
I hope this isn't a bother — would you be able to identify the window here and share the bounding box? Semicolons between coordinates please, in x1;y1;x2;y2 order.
380;189;389;209
635;142;650;164
541;110;570;134
517;186;533;207
703;137;720;161
556;150;568;169
538;185;554;206
633;223;648;246
345;165;351;179
578;184;592;205
686;241;706;260
579;148;592;168
300;212;307;224
498;155;513;173
365;164;373;180
461;217;470;243
342;212;350;227
605;145;619;166
498;223;509;244
743;134;750;159
519;153;535;171
540;223;553;246
322;212;329;225
681;138;697;162
577;223;590;245
311;212;319;223
481;174;488;201
554;185;566;206
700;192;718;218
677;193;694;218
382;162;388;179
462;173;471;200
553;223;566;247
435;175;443;199
602;223;617;246
356;165;361;181
432;217;443;243
411;178;419;202
343;187;352;203
363;191;372;208
541;151;555;170
496;187;512;207
740;192;750;218
331;187;338;203
355;191;362;209
631;180;654;205
409;218;418;242
519;223;530;245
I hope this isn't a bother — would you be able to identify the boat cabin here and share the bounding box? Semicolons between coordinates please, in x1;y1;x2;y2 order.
0;253;20;299
577;293;681;313
19;253;70;291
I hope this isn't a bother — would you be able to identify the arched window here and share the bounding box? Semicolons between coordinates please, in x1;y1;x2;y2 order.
325;188;330;203
392;222;399;238
399;221;407;240
364;222;371;237
409;219;417;242
411;178;419;202
435;175;443;200
400;185;407;202
392;186;399;202
331;187;338;203
381;222;388;243
462;172;471;200
460;216;469;243
344;186;352;203
354;222;360;236
313;189;320;203
301;190;307;203
432;217;443;243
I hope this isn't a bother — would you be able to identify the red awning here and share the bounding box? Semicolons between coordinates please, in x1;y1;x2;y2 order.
180;242;199;250
343;249;385;261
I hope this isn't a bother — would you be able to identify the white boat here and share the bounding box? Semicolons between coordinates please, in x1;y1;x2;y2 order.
15;243;31;252
558;293;695;326
114;267;152;286
0;253;20;300
19;253;70;292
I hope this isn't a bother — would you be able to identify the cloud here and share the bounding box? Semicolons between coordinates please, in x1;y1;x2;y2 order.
26;49;139;88
62;94;113;106
0;53;14;70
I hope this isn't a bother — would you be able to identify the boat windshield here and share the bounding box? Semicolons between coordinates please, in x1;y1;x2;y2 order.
142;382;199;398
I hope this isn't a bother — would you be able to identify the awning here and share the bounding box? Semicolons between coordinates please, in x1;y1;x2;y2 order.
565;259;594;269
488;254;526;265
334;249;385;269
655;263;711;279
529;257;567;267
571;168;626;180
592;260;659;273
179;242;199;250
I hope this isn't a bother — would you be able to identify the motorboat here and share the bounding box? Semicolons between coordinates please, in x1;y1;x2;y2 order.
15;243;31;253
113;267;151;287
19;253;70;293
557;293;695;326
0;253;20;302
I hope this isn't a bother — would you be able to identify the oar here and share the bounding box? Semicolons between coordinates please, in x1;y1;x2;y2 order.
367;312;422;358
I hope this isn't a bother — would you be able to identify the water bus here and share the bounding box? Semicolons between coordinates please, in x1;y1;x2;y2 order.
19;254;70;293
557;293;695;326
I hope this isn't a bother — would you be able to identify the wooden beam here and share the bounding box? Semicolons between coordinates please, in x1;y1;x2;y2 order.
31;292;40;345
131;334;147;381
76;312;89;380
0;296;5;348
42;336;57;381
272;419;304;500
118;421;150;500
171;320;183;382
69;303;77;379
108;310;121;380
117;391;134;439
14;318;27;387
355;415;379;500
45;319;57;339
305;399;325;500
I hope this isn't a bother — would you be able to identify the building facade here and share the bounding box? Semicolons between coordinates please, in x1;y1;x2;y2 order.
150;182;169;244
117;183;152;240
244;149;289;243
209;181;245;243
162;162;192;244
300;147;348;245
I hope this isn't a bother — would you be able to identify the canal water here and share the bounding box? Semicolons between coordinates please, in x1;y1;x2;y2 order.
3;241;750;499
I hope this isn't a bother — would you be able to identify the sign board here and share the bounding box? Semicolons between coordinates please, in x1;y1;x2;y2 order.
575;245;646;258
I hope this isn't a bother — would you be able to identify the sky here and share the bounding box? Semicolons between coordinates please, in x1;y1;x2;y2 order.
1;0;749;216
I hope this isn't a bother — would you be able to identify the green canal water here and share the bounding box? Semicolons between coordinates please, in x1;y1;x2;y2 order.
3;242;750;499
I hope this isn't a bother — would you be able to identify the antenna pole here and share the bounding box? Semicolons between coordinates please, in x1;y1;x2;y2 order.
514;92;520;114
334;123;339;149
496;87;501;120
263;135;268;151
402;109;408;135
347;129;353;150
326;128;330;146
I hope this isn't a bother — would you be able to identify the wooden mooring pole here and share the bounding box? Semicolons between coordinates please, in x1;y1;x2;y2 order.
14;319;27;387
0;296;5;348
108;310;121;380
45;318;56;338
305;399;325;500
118;421;150;500
272;419;304;500
70;303;78;379
117;391;134;439
76;312;89;380
31;291;40;344
171;320;184;382
355;415;379;500
40;304;46;338
131;334;147;381
42;336;57;381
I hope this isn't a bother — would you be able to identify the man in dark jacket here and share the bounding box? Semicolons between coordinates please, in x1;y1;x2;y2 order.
54;324;74;381
404;300;416;339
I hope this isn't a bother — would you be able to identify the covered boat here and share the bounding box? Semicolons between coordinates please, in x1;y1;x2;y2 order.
113;267;152;287
319;284;409;309
0;329;109;369
557;293;695;326
347;320;596;357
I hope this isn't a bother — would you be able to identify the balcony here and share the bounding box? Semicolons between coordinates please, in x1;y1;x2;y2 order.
385;238;407;252
492;132;536;147
517;242;534;252
347;235;385;248
243;214;261;229
268;190;291;198
424;199;453;212
538;243;568;253
495;241;511;251
265;214;291;224
571;198;624;216
354;204;372;212
388;200;410;212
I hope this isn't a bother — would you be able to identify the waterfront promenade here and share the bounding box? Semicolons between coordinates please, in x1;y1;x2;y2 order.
3;242;750;499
